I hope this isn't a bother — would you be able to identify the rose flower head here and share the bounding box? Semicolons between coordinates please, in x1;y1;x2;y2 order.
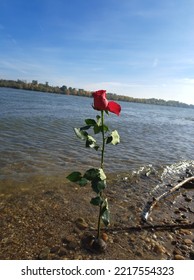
93;90;121;116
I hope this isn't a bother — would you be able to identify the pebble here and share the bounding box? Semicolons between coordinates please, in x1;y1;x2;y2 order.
174;254;185;260
75;218;88;230
91;238;107;252
135;251;143;257
179;229;192;235
173;248;182;255
174;209;181;214
58;248;67;257
180;244;189;251
179;207;188;212
166;233;173;240
175;218;190;224
39;248;50;259
153;243;166;254
61;235;75;244
50;246;60;254
66;241;77;250
75;255;83;260
184;239;193;245
122;177;128;181
189;251;194;260
180;214;187;219
101;233;108;242
185;196;192;202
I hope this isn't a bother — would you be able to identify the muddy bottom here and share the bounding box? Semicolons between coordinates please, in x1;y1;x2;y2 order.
0;172;194;260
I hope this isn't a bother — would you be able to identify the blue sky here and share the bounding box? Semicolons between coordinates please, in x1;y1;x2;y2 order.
0;0;194;104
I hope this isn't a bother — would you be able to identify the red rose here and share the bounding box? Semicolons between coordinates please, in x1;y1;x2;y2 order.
93;90;121;116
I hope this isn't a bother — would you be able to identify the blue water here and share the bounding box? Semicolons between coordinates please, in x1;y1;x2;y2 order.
0;88;194;182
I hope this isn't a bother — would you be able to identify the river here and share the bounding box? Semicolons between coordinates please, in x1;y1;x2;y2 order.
0;87;194;186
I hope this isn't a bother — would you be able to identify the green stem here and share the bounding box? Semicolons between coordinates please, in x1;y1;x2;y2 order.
97;110;105;239
101;110;105;170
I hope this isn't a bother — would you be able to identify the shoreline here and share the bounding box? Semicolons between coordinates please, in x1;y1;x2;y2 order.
0;171;194;260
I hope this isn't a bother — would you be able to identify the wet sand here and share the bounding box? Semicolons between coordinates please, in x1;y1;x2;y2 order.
0;173;194;260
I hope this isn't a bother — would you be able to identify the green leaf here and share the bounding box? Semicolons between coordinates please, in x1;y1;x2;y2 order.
106;136;112;144
91;179;106;194
85;119;96;126
93;124;109;134
86;140;99;150
83;168;99;181
102;124;109;133
106;130;120;145
78;177;88;187
101;199;110;226
80;125;91;131
96;115;101;126
66;172;88;186
87;135;96;144
99;168;106;180
101;208;110;226
66;171;82;182
74;128;88;140
93;124;102;134
84;168;106;181
90;196;103;206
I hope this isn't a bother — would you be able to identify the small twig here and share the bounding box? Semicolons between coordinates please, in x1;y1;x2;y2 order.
141;176;194;222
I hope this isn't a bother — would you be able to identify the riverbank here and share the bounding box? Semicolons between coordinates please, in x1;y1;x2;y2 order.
0;172;194;260
1;82;194;108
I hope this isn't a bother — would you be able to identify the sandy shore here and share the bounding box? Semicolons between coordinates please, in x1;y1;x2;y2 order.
0;173;194;260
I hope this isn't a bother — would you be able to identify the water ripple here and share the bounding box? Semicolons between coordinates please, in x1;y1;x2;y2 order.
0;88;194;182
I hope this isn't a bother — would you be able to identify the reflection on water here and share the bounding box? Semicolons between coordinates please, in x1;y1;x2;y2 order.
0;88;194;186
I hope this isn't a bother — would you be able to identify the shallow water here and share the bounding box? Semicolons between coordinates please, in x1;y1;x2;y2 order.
0;88;194;187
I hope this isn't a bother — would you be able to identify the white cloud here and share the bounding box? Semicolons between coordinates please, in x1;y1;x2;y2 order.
180;78;194;84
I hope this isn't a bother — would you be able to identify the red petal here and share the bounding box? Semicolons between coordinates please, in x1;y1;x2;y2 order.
107;101;121;116
93;90;108;111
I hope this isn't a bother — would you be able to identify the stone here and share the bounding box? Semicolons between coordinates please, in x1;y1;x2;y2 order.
166;233;173;240
179;207;188;212
180;244;189;251
173;248;182;255
91;238;107;253
179;229;192;235
180;214;187;219
39;247;50;260
174;254;185;260
184;239;193;245
153;243;166;254
185;196;192;202
61;235;75;244
50;246;60;254
66;241;77;250
101;233;108;242
75;218;88;230
189;251;194;260
58;248;67;257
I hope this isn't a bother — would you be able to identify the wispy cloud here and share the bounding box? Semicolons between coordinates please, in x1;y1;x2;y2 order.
180;78;194;84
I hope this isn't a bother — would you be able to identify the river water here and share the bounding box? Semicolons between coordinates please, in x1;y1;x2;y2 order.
0;88;194;186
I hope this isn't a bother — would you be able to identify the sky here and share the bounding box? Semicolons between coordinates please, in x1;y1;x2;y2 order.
0;0;194;104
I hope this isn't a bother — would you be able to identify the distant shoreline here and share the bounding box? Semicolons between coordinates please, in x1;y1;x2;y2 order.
1;79;194;109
